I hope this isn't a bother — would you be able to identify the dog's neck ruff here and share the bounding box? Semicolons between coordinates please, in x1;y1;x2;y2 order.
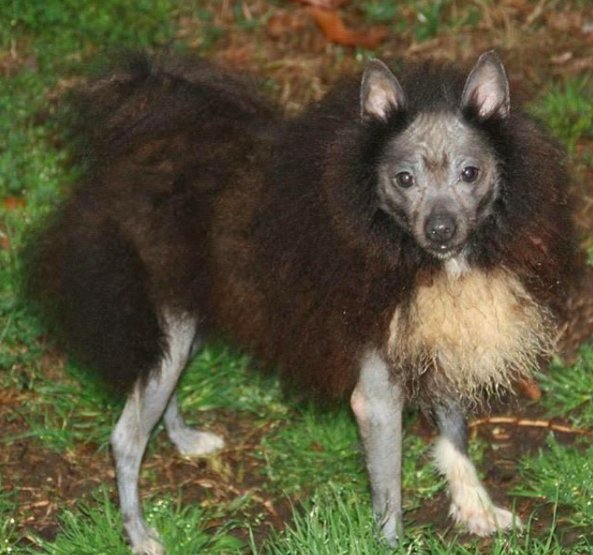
388;268;555;400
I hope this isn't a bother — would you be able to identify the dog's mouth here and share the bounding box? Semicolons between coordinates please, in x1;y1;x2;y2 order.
427;243;464;260
412;214;471;261
418;239;466;260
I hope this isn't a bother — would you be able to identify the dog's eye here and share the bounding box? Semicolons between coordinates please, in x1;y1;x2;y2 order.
394;171;414;188
461;166;479;183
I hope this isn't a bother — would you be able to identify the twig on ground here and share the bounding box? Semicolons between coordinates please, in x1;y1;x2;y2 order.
469;415;593;436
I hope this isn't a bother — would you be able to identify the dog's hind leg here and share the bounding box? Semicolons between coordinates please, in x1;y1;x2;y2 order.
111;312;198;555
163;336;224;457
350;351;404;546
433;401;521;536
163;393;224;457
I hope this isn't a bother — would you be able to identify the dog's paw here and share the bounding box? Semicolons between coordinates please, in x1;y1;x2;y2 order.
132;536;165;555
379;512;403;547
450;501;521;536
171;429;225;457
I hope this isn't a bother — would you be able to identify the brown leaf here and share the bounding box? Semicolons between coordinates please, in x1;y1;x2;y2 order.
515;377;542;401
0;235;9;251
309;441;326;452
550;51;573;65
545;11;583;33
2;197;26;211
266;10;308;39
217;45;255;69
307;7;388;48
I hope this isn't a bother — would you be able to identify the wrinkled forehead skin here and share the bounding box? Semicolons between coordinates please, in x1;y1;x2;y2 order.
383;111;496;177
376;110;501;258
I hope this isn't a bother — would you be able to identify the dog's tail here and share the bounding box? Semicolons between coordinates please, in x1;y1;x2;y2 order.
23;200;167;390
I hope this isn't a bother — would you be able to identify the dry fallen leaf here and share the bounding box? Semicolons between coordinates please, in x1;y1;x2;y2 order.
515;377;542;401
545;11;583;33
266;10;308;39
307;7;388;48
2;197;26;211
550;51;574;65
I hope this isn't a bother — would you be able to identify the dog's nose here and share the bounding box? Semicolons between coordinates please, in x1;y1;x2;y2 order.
425;213;457;244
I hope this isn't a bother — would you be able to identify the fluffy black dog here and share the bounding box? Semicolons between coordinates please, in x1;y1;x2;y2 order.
27;51;575;554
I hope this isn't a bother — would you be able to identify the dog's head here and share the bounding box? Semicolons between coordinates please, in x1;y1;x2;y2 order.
362;51;509;261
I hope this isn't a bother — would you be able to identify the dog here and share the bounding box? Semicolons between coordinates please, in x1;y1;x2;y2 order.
26;50;575;554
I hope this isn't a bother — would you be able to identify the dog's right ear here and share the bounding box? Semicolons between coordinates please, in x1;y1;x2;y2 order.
361;59;406;122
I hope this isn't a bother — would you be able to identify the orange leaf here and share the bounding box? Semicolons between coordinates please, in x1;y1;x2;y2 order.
267;10;307;39
3;197;26;211
307;7;388;48
515;377;542;401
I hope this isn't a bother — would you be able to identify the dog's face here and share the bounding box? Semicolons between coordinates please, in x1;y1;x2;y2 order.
376;111;501;260
361;52;510;260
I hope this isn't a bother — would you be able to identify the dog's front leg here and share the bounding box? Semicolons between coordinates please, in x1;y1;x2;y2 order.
350;352;404;546
433;400;521;536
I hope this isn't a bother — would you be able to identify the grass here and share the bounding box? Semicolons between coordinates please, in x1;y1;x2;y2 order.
540;345;593;429
16;365;122;451
515;435;593;530
358;0;481;40
253;485;592;555
1;1;593;554
259;405;364;496
25;489;244;555
360;1;399;25
4;0;174;72
178;346;286;417
0;481;20;554
532;77;593;154
251;484;385;555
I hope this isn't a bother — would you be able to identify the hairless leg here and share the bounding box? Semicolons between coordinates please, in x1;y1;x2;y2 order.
351;351;404;545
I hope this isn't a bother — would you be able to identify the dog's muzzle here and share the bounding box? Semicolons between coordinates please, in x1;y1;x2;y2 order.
424;213;458;253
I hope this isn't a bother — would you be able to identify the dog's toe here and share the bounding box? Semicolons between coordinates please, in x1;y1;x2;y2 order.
132;537;165;555
451;501;521;536
379;512;403;547
487;506;522;533
172;429;225;457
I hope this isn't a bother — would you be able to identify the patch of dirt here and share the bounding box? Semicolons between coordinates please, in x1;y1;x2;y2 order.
146;410;294;545
1;407;112;541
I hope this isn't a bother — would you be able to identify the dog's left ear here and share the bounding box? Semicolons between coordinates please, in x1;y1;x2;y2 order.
461;50;510;120
361;59;406;122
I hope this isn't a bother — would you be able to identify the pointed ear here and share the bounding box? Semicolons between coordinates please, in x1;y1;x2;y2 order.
361;59;406;122
461;50;510;120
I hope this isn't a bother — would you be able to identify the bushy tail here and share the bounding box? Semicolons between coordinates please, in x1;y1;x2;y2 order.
23;197;166;390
